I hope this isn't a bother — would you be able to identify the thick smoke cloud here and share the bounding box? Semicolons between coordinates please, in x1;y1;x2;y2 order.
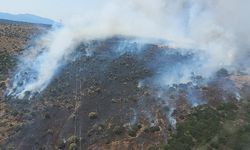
6;0;250;98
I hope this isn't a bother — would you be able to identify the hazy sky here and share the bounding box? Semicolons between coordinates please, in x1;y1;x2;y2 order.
0;0;101;21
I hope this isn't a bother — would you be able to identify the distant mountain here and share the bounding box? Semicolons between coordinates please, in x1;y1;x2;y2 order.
0;12;55;25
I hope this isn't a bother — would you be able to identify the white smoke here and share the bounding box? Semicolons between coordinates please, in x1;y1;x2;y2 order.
7;0;250;98
6;27;79;98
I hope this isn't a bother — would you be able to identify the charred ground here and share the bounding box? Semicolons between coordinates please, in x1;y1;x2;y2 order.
1;20;250;150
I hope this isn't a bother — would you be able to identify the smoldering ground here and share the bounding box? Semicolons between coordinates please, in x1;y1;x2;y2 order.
6;0;250;106
2;3;250;147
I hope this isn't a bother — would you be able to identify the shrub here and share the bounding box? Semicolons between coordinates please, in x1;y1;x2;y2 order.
69;143;77;150
88;112;98;119
67;135;78;144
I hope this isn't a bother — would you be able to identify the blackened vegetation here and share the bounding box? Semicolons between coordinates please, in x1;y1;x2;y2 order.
2;39;167;149
1;21;250;150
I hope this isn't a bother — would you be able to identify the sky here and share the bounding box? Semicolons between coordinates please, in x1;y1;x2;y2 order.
0;0;101;21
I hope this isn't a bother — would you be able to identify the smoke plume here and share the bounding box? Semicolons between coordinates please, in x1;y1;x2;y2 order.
6;0;250;99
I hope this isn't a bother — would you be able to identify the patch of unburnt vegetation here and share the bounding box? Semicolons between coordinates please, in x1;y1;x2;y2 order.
164;100;250;150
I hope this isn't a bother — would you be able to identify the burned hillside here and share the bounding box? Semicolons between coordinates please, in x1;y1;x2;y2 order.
1;20;250;150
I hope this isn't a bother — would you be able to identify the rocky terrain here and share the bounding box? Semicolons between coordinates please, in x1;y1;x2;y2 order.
1;20;250;150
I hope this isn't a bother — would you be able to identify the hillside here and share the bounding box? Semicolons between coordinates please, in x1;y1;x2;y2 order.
0;20;250;150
